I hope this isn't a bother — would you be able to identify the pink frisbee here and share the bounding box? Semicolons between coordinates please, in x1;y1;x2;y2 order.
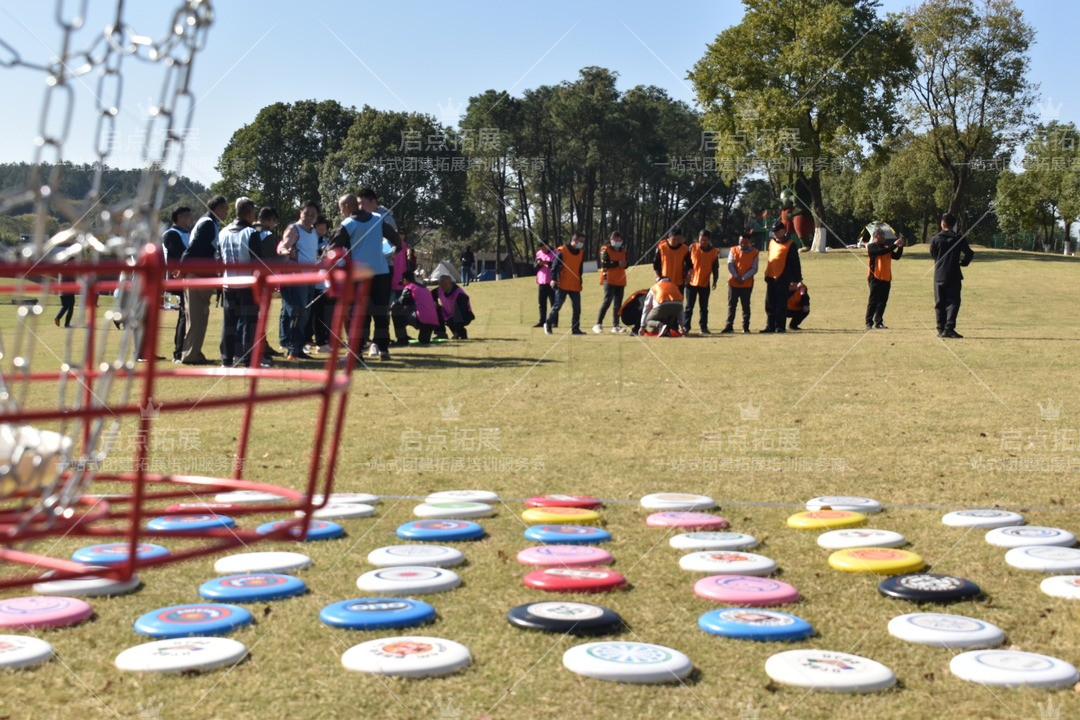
646;512;729;529
516;545;614;567
0;597;94;629
693;575;800;606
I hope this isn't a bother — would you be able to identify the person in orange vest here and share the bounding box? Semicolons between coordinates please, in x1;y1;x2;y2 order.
787;281;810;330
865;226;904;329
593;231;628;333
722;228;759;333
682;229;720;334
640;277;684;336
652;226;691;287
544;231;587;335
761;221;802;333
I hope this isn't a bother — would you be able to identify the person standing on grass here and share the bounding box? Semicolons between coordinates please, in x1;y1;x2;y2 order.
179;195;227;365
652;226;691;288
307;215;334;353
533;240;557;328
460;245;475;286
358;189;401;355
161;206;193;359
544;231;586;335
54;266;75;328
388;230;413;347
929;212;973;338
865;226;904;330
276;200;320;361
593;231;627;333
218;197;267;369
761;221;802;333
683;229;720;334
722;229;759;334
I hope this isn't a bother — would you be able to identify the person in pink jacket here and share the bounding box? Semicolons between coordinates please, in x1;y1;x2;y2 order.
533;241;557;327
391;271;442;344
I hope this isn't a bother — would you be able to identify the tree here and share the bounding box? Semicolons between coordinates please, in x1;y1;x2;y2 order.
690;0;914;251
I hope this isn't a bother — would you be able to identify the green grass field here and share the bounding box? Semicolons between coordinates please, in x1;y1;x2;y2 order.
2;245;1079;720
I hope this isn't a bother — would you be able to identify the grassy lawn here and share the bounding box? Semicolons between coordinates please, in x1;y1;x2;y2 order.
1;245;1079;720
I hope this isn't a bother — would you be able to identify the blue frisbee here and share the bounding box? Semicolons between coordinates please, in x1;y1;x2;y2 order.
199;574;308;602
319;598;436;630
524;525;612;545
72;543;170;565
698;608;814;642
396;520;485;542
148;514;236;532
256;519;345;541
134;603;253;638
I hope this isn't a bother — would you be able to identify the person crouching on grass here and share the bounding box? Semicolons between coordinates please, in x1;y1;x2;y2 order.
391;271;442;345
865;226;904;330
786;282;810;330
435;275;474;340
640;276;684;336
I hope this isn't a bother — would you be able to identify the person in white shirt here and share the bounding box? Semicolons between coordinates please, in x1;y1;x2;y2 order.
276;200;320;361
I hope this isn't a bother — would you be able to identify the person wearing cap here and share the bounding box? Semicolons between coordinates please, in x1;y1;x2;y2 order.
929;212;973;338
761;221;802;333
722;229;759;334
865;225;904;330
594;231;628;333
640;276;684;336
683;229;720;334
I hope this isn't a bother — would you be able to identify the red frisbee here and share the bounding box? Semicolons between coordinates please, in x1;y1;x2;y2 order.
523;567;626;593
646;512;730;530
524;494;603;509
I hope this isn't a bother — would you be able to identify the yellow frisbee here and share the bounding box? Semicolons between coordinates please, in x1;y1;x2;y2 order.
828;548;926;575
521;507;601;525
786;510;867;530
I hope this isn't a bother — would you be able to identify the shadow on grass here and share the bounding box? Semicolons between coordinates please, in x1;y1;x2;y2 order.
966;252;1079;264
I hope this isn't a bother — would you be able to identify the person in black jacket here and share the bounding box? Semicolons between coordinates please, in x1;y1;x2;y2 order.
928;212;974;338
179;195;227;364
161;206;193;361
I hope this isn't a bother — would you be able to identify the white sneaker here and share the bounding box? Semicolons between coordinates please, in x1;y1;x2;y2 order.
543;322;552;335
367;343;379;358
611;326;625;333
592;324;603;334
317;344;332;353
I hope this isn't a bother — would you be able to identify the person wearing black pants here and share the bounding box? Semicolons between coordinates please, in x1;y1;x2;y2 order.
218;198;264;367
722;229;759;333
593;232;627;333
54;274;75;328
683;229;720;333
865;226;904;329
762;222;802;333
929;212;973;338
533;242;557;327
161;206;192;359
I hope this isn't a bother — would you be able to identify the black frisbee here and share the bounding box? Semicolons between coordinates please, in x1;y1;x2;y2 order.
878;573;982;603
506;601;623;635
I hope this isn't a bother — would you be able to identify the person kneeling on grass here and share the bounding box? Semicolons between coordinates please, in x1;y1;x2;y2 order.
786;282;810;330
640;277;685;336
619;289;648;336
391;272;442;345
435;275;474;340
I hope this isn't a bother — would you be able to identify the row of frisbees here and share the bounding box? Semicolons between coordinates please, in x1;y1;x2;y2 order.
0;492;1079;690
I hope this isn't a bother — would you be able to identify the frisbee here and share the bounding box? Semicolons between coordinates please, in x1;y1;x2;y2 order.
887;613;1004;648
524;494;602;509
147;514;235;532
425;490;498;504
521;507;601;525
698;609;813;642
1040;575;1080;600
367;545;464;568
306;493;381;505
297;503;375;520
828;548;925;575
356;567;461;595
213;551;312;575
413;501;494;519
214;490;286;504
516;545;613;567
816;529;906;550
199;574;307;603
71;543;169;565
255;519;344;541
507;602;623;635
942;509;1024;528
33;568;141;597
341;636;470;677
786;510;867;530
877;573;982;603
163;502;243;514
765;649;896;693
1005;546;1080;573
115;637;247;674
950;650;1079;689
670;532;758;551
133;603;253;638
320;598;435;631
639;493;716;511
693;575;799;606
563;642;692;684
985;526;1076;549
0;597;93;630
679;551;776;576
0;635;53;669
396;520;485;542
805;496;882;513
524;525;611;545
523;568;626;593
646;512;729;530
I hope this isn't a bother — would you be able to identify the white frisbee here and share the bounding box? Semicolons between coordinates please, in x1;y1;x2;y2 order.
985;526;1076;549
670;532;759;551
1040;575;1080;600
1005;546;1080;573
942;510;1025;529
341;636;470;677
413;502;493;519
296;503;376;520
806;496;882;513
33;568;141;597
425;490;498;504
816;529;907;550
562;641;692;684
309;493;381;505
214;490;287;504
115;637;248;673
367;545;464;568
679;551;776;576
639;493;716;511
887;613;1005;648
214;552;312;575
765;649;897;693
950;650;1079;689
356;567;461;595
0;635;53;669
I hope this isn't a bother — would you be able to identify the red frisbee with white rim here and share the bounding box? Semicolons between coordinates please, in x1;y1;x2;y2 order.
523;568;627;593
646;512;729;530
524;495;603;509
693;575;800;606
516;545;614;567
0;596;94;629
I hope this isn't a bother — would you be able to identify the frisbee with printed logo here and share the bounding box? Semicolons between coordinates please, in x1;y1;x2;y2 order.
693;575;800;606
367;545;464;568
698;608;814;642
523;568;627;593
817;529;906;550
517;545;613;567
828;548;925;575
562;642;692;684
941;509;1025;529
199;574;307;603
320;598;435;631
877;573;982;603
72;543;170;565
670;532;758;551
525;494;603;509
115;637;248;674
646;512;729;530
0;597;93;629
0;635;53;669
521;507;601;525
786;510;867;530
888;613;1005;648
1005;546;1080;573
679;551;776;576
805;496;882;513
256;519;344;541
507;602;623;635
356;567;461;595
148;514;236;532
133;603;253;638
413;501;494;519
950;650;1079;689
396;520;485;542
985;526;1076;549
1040;575;1080;600
639;493;716;511
524;525;611;545
765;649;896;693
296;503;375;520
33;568;141;598
213;551;312;575
341;636;471;677
425;490;498;504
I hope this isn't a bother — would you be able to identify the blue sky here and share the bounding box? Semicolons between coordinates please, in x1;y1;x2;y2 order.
0;0;1074;189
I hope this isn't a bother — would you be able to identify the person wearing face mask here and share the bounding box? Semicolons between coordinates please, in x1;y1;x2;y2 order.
543;231;587;335
593;231;627;334
722;229;759;334
683;229;720;334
